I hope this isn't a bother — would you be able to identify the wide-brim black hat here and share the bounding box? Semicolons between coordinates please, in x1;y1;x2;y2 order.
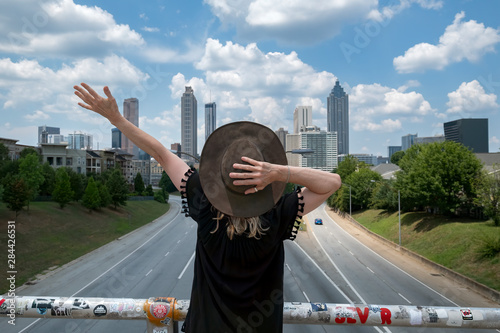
199;121;287;218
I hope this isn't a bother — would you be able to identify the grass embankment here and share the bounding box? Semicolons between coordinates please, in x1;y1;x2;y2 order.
0;200;170;294
352;210;500;292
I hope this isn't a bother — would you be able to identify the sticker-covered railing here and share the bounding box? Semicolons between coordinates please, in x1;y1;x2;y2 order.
1;296;499;332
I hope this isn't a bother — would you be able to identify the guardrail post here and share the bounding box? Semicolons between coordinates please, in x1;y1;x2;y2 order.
144;297;177;333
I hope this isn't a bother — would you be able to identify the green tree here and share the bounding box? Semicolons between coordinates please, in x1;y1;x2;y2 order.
107;169;129;208
0;142;9;164
390;150;405;165
144;184;154;196
344;168;382;211
328;156;370;212
396;141;482;214
154;190;166;204
52;168;74;208
20;147;40;160
336;155;359;180
39;162;56;196
159;171;177;193
97;181;112;208
370;179;399;211
3;175;29;218
19;153;44;210
82;176;101;211
134;172;145;195
0;159;20;185
69;171;86;202
476;165;500;226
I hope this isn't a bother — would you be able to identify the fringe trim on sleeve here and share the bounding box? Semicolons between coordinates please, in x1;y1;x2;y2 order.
180;166;196;217
288;188;304;241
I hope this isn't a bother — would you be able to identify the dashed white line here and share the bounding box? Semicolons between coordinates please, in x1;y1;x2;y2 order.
348;250;354;256
178;251;195;280
398;292;412;304
367;266;375;274
177;240;181;244
302;291;310;302
145;269;153;276
19;202;185;333
293;242;353;303
322;205;459;307
285;263;292;272
165;251;170;257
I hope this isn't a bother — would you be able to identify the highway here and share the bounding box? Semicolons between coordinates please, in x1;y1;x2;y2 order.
1;197;498;332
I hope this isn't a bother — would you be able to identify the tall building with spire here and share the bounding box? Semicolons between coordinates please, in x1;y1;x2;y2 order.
122;98;139;158
181;86;198;161
205;102;216;141
327;80;349;155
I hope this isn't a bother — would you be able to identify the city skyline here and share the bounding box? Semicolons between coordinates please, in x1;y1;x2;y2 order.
0;0;499;156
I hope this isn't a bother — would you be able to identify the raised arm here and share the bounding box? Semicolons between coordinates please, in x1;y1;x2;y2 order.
231;156;341;215
74;83;190;191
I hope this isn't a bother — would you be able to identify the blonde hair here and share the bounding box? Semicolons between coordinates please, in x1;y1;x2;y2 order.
212;211;269;240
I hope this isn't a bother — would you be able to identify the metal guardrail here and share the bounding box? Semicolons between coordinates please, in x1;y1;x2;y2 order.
2;296;500;332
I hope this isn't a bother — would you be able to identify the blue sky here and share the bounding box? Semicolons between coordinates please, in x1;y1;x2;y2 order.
1;0;499;156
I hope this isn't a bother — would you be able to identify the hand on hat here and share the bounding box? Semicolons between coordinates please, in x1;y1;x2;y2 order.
230;156;275;195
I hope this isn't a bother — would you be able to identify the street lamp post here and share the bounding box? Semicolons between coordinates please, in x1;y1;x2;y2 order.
397;189;401;247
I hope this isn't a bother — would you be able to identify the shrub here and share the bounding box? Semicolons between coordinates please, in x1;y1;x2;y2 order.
476;234;500;260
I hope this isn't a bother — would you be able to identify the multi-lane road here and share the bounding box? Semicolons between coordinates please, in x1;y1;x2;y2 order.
1;197;498;332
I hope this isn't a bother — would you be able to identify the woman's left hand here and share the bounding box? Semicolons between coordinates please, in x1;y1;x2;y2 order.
230;156;277;195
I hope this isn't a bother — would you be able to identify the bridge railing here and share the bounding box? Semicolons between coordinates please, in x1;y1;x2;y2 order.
1;296;499;332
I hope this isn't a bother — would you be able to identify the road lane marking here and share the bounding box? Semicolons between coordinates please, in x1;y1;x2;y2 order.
146;269;153;276
19;202;186;332
398;292;412;304
323;205;459;307
302;291;310;302
367;266;375;274
178;251;195;280
293;242;353;303
165;251;170;257
303;216;367;304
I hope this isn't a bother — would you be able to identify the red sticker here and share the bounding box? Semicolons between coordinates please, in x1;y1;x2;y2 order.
0;299;5;307
153;304;169;319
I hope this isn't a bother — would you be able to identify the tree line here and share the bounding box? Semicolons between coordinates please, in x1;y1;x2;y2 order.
327;141;500;226
0;144;173;217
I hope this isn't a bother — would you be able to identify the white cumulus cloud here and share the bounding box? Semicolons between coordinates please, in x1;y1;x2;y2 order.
394;12;500;73
350;83;435;132
446;80;499;114
0;0;144;58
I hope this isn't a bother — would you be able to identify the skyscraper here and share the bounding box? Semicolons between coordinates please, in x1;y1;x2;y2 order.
205;102;216;141
293;106;312;134
68;132;93;150
327;80;349;155
275;127;288;151
444;118;488;153
402;133;417;151
111;128;122;149
122;98;139;158
38;125;60;144
181;86;198;161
